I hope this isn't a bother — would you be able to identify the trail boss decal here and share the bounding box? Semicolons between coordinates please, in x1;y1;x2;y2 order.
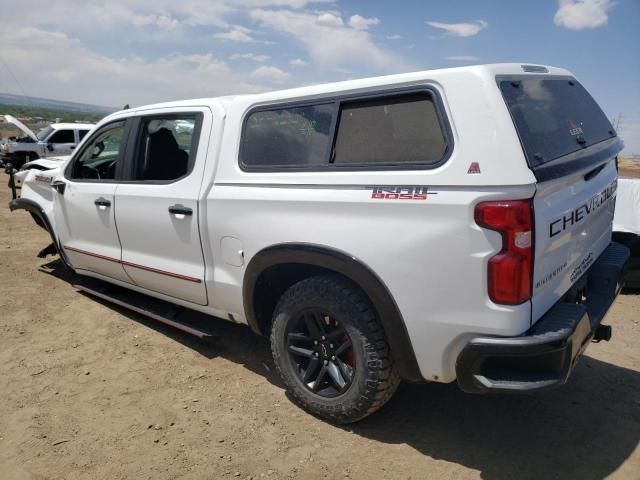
549;180;616;238
34;175;53;184
570;252;595;283
367;185;438;200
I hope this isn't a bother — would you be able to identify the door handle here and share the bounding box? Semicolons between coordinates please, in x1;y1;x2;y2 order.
168;204;193;216
94;197;111;207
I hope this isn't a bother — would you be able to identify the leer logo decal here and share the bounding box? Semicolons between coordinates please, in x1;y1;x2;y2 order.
467;162;481;174
367;185;437;200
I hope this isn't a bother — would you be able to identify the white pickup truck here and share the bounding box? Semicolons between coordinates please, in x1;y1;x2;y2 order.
1;115;94;169
10;64;629;423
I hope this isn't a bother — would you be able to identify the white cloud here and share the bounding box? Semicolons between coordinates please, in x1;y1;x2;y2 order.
447;55;480;61
250;9;411;74
251;65;291;83
214;25;256;42
348;14;380;30
386;34;401;40
230;53;271;62
426;19;488;37
0;27;268;106
88;5;182;30
316;13;344;27
234;0;332;7
554;0;614;30
288;58;309;67
0;1;414;108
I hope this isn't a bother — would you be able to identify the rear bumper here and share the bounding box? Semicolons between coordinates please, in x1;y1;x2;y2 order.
456;242;630;394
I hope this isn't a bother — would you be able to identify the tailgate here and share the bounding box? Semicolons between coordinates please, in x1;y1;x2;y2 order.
532;162;617;321
498;75;623;323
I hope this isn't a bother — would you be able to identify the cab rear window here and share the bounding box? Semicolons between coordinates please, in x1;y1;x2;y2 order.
500;78;616;167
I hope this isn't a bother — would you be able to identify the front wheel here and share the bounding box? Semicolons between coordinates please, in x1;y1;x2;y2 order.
270;275;400;423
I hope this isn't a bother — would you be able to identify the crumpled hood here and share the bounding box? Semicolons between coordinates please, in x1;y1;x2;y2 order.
3;115;38;142
23;155;71;170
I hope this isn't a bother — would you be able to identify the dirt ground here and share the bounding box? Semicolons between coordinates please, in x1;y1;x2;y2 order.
619;157;640;179
0;185;638;480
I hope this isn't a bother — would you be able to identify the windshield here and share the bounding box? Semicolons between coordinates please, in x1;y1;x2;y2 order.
500;77;616;167
36;126;54;141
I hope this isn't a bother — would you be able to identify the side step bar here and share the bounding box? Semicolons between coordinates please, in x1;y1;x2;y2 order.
74;283;220;340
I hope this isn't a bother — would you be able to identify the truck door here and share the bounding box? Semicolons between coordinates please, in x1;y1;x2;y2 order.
113;109;211;305
46;129;76;156
53;120;132;283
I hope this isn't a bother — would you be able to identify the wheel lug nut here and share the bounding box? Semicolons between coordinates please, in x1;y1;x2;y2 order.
314;340;318;345
323;360;328;365
331;355;335;361
314;352;319;357
329;344;334;349
321;336;326;341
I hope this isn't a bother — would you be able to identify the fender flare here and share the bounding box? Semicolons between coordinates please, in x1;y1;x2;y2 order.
243;243;424;382
8;197;73;270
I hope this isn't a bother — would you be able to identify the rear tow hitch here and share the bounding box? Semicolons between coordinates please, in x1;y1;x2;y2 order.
592;324;612;343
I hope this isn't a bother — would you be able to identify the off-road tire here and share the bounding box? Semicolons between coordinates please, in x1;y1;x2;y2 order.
270;275;401;423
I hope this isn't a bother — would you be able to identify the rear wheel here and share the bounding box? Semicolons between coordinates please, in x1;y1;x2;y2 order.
270;275;400;423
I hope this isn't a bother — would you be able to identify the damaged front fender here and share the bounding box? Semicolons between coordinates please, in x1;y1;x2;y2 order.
8;197;73;270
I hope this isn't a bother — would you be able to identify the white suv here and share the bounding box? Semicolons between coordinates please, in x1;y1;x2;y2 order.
10;64;629;423
1;115;94;168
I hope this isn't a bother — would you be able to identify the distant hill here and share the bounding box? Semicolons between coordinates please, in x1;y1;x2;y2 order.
0;92;115;114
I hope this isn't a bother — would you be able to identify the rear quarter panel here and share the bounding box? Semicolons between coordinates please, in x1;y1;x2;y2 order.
203;68;541;382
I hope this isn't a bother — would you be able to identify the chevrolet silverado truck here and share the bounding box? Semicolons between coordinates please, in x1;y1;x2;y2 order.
9;64;629;423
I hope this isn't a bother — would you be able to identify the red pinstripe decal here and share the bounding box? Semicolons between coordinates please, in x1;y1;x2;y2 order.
64;245;120;263
120;260;202;283
63;246;202;283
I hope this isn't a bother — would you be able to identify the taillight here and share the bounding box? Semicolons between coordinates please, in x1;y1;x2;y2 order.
474;199;534;305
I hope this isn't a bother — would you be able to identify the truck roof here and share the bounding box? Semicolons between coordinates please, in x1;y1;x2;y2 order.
51;123;95;130
113;63;572;116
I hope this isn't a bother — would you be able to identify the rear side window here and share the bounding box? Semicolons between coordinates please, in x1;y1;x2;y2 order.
241;104;334;168
239;89;450;170
133;115;199;181
500;78;615;167
333;93;446;166
78;129;90;141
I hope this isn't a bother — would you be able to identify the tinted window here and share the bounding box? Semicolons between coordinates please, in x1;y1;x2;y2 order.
133;116;197;181
78;129;90;141
48;129;75;143
70;124;124;180
36;126;54;141
333;93;446;166
241;104;334;168
500;78;615;166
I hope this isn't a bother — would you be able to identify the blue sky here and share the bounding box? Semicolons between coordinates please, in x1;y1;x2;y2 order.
1;0;638;153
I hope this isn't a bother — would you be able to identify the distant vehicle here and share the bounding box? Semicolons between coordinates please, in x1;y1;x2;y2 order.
0;115;94;169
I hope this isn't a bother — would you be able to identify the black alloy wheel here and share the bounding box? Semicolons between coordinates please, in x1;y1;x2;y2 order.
270;275;401;423
286;309;355;397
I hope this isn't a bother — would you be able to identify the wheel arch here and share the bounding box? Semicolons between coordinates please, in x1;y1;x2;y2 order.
243;243;423;382
9;197;73;270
